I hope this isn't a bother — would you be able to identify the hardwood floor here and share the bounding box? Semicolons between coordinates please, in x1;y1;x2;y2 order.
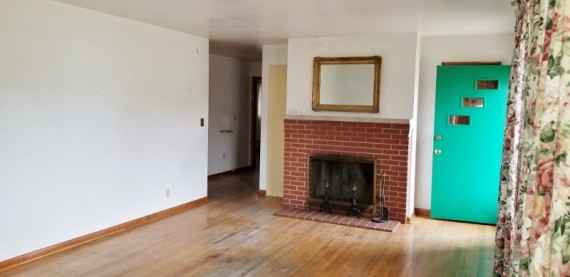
1;171;496;277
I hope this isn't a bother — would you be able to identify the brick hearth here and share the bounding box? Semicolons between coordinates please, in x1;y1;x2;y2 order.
274;208;400;232
283;118;410;223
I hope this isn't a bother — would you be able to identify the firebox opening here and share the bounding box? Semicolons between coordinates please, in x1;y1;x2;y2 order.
308;155;376;217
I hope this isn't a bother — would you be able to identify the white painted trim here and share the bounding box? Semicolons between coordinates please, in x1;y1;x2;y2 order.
283;115;408;124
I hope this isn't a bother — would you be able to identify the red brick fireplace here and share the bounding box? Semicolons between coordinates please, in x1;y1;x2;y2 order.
282;116;410;223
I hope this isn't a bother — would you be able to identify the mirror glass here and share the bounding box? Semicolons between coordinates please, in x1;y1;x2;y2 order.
320;64;375;105
312;56;381;113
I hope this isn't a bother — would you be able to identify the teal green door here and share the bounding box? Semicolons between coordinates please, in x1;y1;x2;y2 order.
431;65;510;224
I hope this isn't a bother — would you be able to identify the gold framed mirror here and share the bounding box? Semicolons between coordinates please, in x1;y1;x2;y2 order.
312;56;382;113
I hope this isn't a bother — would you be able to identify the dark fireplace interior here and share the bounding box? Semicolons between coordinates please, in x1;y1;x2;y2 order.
308;155;375;217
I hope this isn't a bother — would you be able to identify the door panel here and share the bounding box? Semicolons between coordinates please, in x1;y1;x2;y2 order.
431;65;510;224
267;65;287;196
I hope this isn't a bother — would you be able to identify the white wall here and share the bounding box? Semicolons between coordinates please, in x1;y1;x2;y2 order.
0;0;209;261
286;34;419;119
208;54;252;175
415;34;514;209
259;44;288;191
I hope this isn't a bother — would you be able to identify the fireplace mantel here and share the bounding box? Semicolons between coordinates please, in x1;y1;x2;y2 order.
282;114;408;125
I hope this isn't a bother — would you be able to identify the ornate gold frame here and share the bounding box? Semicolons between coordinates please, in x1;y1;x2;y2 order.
312;56;382;113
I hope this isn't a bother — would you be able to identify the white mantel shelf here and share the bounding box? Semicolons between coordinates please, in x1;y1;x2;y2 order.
282;115;409;124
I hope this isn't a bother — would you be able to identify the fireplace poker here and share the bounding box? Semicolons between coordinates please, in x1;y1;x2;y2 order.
372;171;389;223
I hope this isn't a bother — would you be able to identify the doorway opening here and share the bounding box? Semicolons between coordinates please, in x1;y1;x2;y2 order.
250;76;262;172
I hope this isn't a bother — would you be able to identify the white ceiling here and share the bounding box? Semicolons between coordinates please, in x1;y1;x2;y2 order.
55;0;515;61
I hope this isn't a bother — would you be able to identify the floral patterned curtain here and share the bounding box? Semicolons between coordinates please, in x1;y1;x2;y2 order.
494;0;570;276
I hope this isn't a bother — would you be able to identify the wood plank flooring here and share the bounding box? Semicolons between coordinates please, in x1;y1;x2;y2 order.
1;171;496;277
